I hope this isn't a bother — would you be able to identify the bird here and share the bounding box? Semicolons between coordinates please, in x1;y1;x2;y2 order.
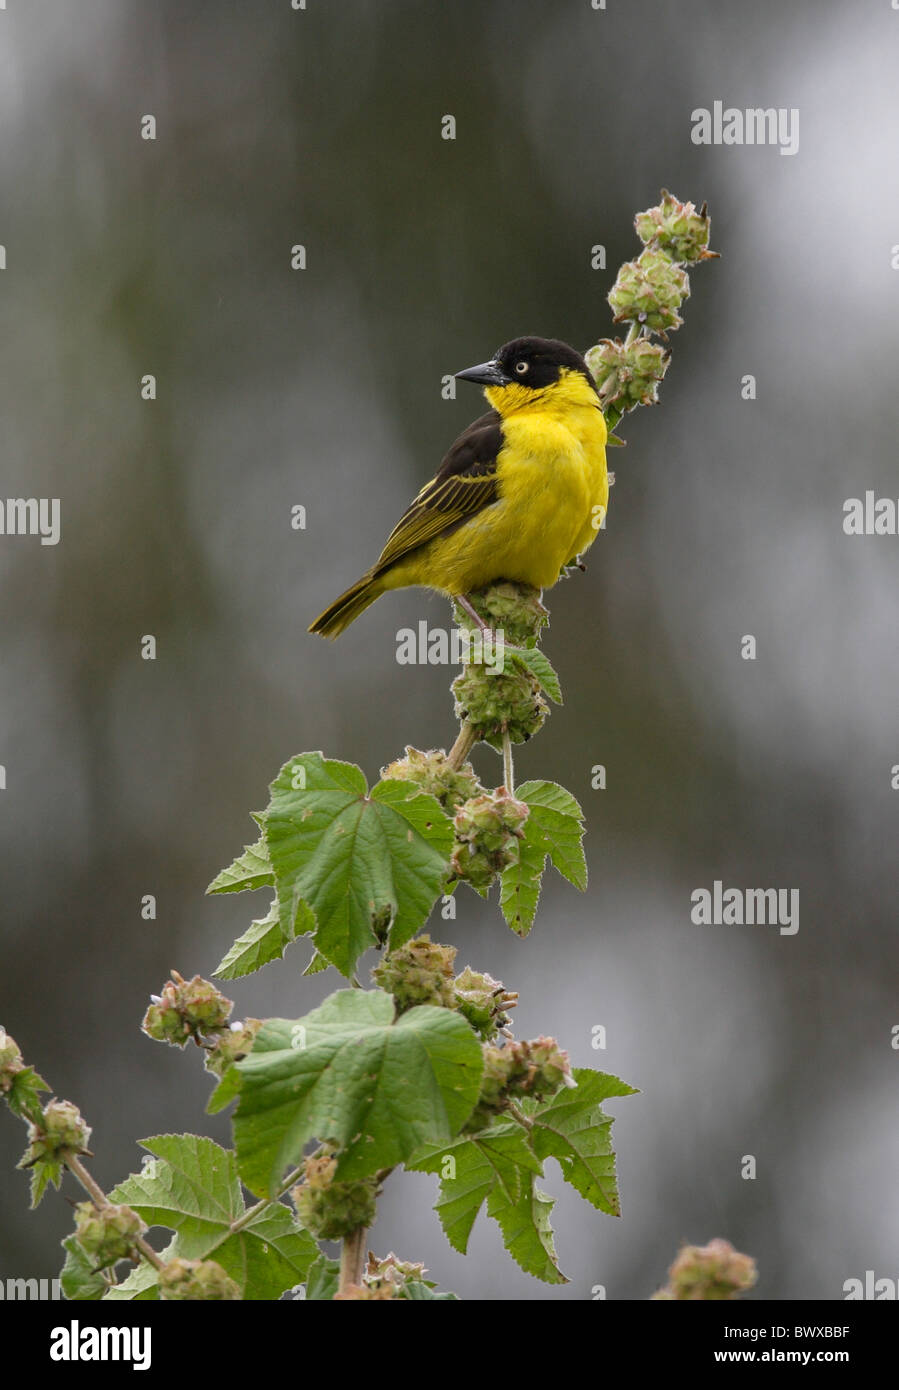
308;336;608;638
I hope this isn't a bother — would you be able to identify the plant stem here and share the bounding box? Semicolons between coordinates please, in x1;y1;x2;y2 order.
339;1225;368;1294
65;1153;165;1271
502;731;515;794
447;720;477;771
228;1163;306;1235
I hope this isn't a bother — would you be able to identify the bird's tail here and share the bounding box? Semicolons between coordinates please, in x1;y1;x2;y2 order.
308;572;384;639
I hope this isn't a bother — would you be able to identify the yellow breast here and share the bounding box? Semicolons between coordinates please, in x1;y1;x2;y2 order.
386;370;608;596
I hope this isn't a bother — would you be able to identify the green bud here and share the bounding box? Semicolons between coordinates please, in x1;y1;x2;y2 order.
381;746;480;811
454;582;548;647
608;248;690;333
158;1257;241;1301
372;935;457;1012
141;972;233;1048
203;1018;262;1079
74;1201;146;1270
465;1036;572;1132
0;1029;24;1093
451;791;529;892
635;189;718;264
586;336;670;411
653;1239;758;1301
452;663;547;751
291;1155;378;1242
453;966;518;1040
22;1100;91;1165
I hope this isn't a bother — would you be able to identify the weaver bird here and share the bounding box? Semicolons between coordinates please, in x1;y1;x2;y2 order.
309;336;608;638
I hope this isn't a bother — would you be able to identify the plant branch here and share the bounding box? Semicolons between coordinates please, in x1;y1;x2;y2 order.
339;1224;368;1294
65;1153;165;1272
502;731;515;795
447;719;477;770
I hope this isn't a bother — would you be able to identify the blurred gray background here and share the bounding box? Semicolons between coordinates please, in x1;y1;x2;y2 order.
1;0;897;1301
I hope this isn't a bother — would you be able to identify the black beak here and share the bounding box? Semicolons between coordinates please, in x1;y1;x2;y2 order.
454;358;510;387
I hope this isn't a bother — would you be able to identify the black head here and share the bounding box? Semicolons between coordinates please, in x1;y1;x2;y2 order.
455;336;597;393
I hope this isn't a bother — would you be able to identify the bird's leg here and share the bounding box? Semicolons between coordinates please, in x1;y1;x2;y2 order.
455;593;489;632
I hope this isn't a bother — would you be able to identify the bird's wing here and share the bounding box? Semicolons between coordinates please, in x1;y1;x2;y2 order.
372;410;503;574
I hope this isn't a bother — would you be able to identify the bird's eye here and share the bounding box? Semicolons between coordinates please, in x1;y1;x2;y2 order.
514;360;528;374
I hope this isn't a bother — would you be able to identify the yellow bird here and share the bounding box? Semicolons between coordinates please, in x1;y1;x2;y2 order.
309;336;608;637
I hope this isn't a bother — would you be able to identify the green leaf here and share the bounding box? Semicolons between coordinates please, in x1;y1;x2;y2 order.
500;780;587;935
207;837;273;895
206;1065;243;1116
530;1067;637;1217
107;1135;317;1300
102;1260;161;1301
304;1254;340;1301
5;1066;50;1123
408;1123;541;1256
506;645;563;704
234;989;483;1196
400;1279;459;1300
28;1159;62;1208
214;897;300;980
487;1175;566;1284
60;1236;109;1301
264;753;452;978
303;949;329;977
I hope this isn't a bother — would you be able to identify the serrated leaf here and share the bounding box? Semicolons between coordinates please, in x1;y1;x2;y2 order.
263;753;452;978
408;1123;541;1256
102;1260;161;1301
205;1064;243;1116
499;825;547;936
214;897;300;980
5;1066;50;1123
60;1236;110;1300
506;645;563;704
303;949;329;977
530;1067;637;1217
500;780;587;934
234;989;483;1195
28;1159;62;1208
207;837;273;895
108;1134;317;1300
400;1279;459;1300
487;1175;566;1284
304;1254;340;1300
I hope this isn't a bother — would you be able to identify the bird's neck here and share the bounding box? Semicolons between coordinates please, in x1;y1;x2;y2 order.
485;368;601;420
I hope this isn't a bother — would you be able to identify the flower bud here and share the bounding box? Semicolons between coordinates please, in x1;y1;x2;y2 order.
22;1100;91;1165
381;746;480;811
74;1201;146;1270
158;1257;241;1301
653;1238;758;1300
141;972;233;1048
0;1030;24;1094
608;248;690;333
453;966;518;1040
454;582;548;647
451;791;530;892
372;935;457;1012
204;1018;262;1079
586;336;670;411
291;1155;378;1241
635;189;718;264
452;663;547;750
